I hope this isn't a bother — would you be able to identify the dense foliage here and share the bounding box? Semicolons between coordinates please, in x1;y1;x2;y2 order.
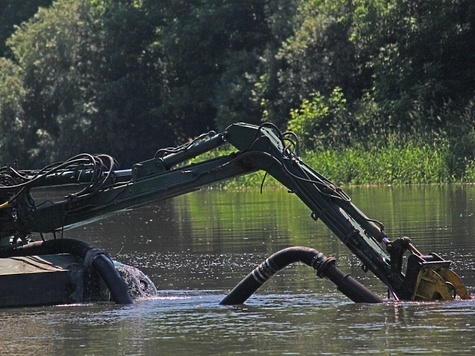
0;0;474;182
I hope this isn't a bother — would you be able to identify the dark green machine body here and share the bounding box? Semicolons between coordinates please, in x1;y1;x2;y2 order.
0;122;470;305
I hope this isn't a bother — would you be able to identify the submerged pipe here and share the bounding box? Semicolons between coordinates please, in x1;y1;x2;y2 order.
220;246;382;305
0;238;133;304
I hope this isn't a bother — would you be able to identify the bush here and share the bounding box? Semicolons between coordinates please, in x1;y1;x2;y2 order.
288;87;356;150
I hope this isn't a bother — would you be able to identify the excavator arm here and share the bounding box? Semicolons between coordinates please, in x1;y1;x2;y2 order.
0;122;470;301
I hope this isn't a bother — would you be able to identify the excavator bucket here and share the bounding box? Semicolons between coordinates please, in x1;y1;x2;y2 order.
405;253;470;301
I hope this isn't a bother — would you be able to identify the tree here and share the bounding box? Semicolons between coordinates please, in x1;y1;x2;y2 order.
5;0;172;165
7;0;102;165
0;0;53;58
257;0;362;128
352;0;475;133
155;0;272;135
252;0;300;129
2;0;474;169
0;58;24;163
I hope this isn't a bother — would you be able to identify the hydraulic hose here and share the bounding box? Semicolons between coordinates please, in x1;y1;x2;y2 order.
220;246;382;305
0;238;133;304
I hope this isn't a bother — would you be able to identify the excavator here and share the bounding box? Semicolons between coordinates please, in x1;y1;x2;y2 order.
0;122;471;307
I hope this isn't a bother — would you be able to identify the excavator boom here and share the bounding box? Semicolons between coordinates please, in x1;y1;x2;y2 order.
0;122;470;301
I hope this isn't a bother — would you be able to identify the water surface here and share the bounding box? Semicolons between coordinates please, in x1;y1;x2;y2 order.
1;186;474;354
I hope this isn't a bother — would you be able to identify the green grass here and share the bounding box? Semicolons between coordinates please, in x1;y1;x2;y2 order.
303;143;450;185
189;141;475;188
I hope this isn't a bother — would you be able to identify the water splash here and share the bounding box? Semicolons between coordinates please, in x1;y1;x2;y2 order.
114;261;158;299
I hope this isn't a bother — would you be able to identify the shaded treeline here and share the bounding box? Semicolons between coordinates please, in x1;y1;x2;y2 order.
0;0;474;179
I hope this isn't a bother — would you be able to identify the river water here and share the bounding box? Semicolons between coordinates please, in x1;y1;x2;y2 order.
1;186;474;354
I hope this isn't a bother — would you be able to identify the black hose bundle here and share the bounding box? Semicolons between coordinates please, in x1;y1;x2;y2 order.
220;246;382;305
0;238;133;304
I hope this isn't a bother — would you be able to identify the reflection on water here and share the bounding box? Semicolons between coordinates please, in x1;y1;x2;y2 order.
0;186;474;354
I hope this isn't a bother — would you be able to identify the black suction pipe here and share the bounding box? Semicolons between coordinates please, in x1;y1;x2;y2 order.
220;246;382;305
0;239;133;304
